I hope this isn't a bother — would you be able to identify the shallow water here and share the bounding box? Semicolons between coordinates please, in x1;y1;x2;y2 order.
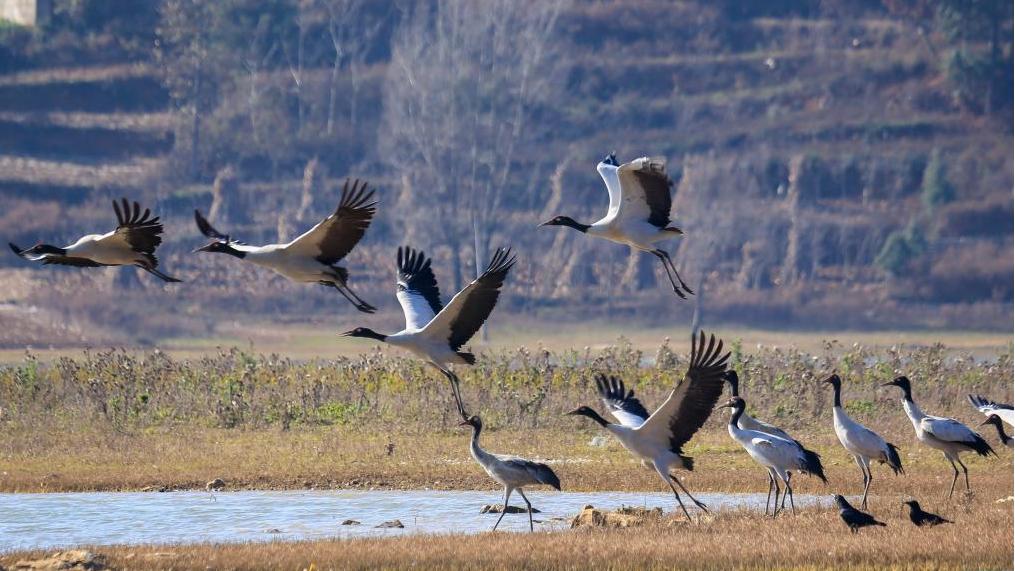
0;489;831;552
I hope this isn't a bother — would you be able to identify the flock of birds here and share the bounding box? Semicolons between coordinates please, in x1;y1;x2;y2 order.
8;154;1011;533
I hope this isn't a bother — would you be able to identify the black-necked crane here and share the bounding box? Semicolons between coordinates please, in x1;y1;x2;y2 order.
567;332;729;521
459;415;560;532
979;414;1013;448
968;394;1013;428
903;500;952;527
10;198;180;282
834;495;885;533
716;396;826;516
722;370;795;441
194;178;377;313
824;374;903;509
883;376;995;498
341;246;515;419
540;154;693;298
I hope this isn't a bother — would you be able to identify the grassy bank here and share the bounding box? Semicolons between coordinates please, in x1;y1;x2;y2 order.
0;339;1010;494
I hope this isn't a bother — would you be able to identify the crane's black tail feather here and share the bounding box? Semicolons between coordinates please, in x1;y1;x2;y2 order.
800;447;827;483
884;442;904;475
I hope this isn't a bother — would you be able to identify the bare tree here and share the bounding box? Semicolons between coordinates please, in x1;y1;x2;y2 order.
380;0;571;290
323;0;387;134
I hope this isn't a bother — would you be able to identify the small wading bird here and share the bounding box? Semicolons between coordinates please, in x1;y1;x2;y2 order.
824;374;903;509
541;154;693;298
883;376;995;498
903;499;952;527
342;247;516;419
979;414;1013;448
717;396;827;516
722;370;795;441
194;178;377;313
460;415;560;532
834;494;885;533
567;332;730;521
10;198;180;282
967;394;1014;428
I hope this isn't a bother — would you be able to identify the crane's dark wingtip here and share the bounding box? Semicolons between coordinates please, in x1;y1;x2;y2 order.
9;242;24;257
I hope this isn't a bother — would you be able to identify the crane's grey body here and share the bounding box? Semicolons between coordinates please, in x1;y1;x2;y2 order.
719;396;827;516
825;374;902;509
461;415;560;531
884;376;995;498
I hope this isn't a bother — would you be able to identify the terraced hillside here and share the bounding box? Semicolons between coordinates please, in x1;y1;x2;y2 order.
0;1;1010;347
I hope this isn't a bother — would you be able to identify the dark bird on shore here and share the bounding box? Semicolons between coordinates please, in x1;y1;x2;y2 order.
194;178;377;313
10;198;180;282
541;154;693;298
903;500;952;527
460;415;560;532
567;332;729;521
835;494;886;533
883;376;995;498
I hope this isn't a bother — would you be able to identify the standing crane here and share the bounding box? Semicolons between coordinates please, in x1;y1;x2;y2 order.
716;396;826;516
883;376;995;498
824;374;903;508
460;415;560;532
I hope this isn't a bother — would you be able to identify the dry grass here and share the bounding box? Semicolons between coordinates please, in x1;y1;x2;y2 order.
2;494;1011;570
2;425;1011;500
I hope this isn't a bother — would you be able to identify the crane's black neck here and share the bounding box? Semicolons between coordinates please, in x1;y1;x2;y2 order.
349;328;387;342
33;244;67;256
728;404;745;426
989;418;1011;443
221;245;246;259
830;380;842;408
725;372;740;396
559;217;591;233
576;408;610;428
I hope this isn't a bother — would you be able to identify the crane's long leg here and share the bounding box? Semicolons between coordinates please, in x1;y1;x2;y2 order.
861;460;873;510
430;365;468;420
658;249;694;295
336;281;377;313
957;458;970;492
947;458;959;499
652;250;687;299
492;487;513;532
765;472;775;516
780;472;791;511
517;488;534;532
657;465;691;521
670;474;708;512
324;281;366;311
783;473;796;514
769;469;782;518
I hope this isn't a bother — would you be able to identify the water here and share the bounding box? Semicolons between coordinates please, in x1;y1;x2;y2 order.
0;489;831;552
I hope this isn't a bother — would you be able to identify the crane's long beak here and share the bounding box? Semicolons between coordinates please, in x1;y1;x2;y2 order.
880;381;896;387
713;403;732;412
193;243;213;253
338;330;355;336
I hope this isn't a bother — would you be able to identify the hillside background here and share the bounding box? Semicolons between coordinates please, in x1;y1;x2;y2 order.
0;0;1011;349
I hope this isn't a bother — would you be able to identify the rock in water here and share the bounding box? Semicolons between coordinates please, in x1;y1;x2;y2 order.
480;504;540;514
375;520;404;528
13;550;107;570
341;519;361;525
570;505;663;529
